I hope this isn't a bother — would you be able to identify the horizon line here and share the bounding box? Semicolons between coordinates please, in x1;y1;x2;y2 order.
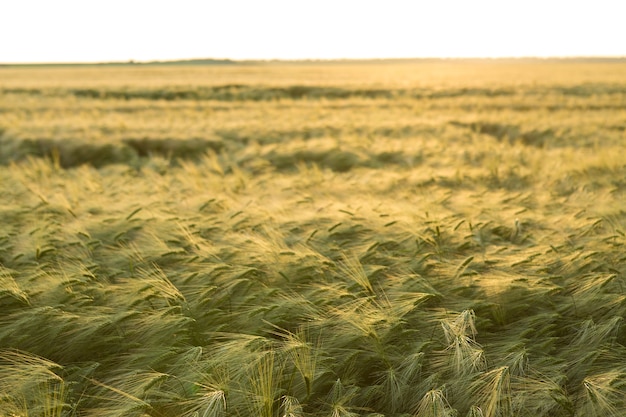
2;55;626;66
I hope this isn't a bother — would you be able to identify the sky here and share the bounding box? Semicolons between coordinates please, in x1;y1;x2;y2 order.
1;0;625;63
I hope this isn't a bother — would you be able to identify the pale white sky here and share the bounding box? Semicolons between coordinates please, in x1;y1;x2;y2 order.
1;0;625;63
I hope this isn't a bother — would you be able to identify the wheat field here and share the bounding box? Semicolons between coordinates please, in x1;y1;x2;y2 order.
1;60;626;416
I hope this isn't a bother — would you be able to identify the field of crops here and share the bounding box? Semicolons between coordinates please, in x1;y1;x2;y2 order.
1;60;626;417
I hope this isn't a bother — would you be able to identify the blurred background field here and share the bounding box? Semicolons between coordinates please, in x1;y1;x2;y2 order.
1;61;625;169
1;60;626;416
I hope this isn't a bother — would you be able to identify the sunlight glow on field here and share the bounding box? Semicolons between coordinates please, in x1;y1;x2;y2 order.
1;55;626;416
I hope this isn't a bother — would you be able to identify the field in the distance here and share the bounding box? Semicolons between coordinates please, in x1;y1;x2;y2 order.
1;60;626;417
